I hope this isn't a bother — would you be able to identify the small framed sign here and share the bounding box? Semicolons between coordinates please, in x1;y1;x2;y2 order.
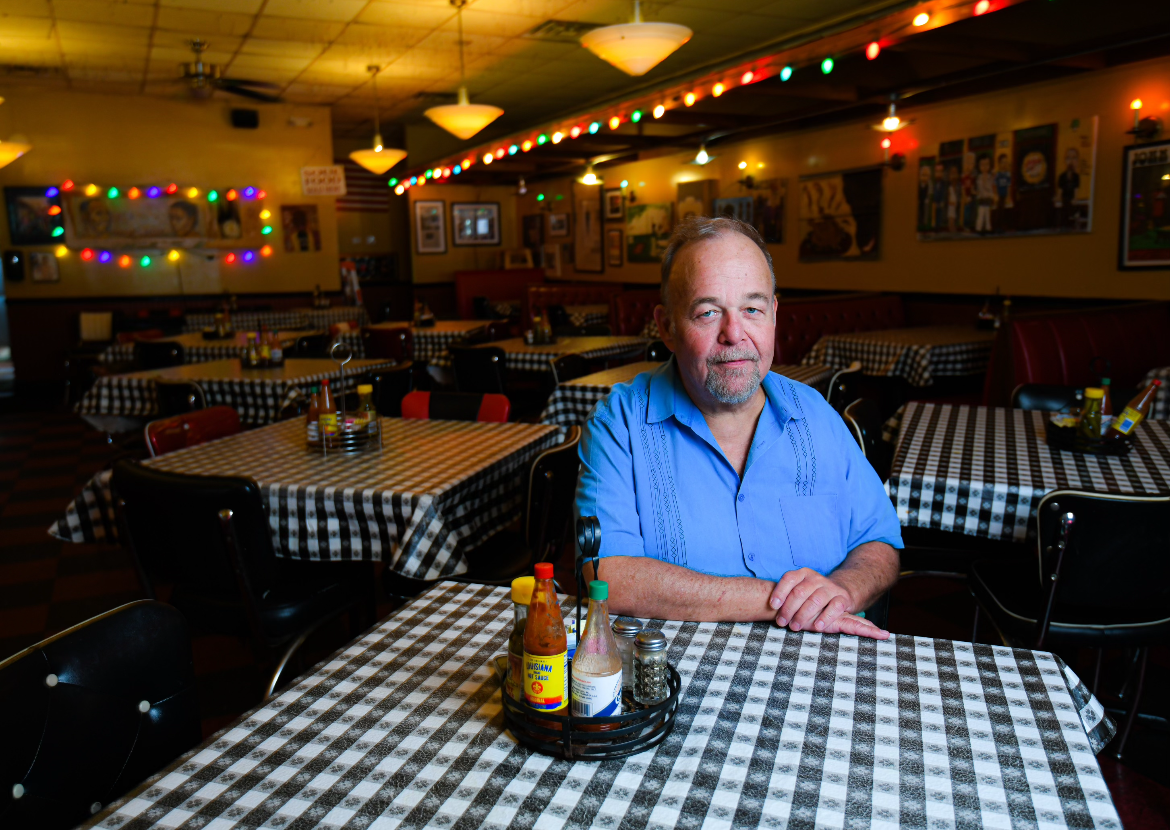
452;202;501;246
414;200;447;255
301;165;347;196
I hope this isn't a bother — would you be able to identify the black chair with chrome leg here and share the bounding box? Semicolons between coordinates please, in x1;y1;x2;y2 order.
825;360;862;414
1011;383;1081;412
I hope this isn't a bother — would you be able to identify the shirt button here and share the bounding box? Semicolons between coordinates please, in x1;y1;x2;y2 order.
737;493;745;502
748;553;755;560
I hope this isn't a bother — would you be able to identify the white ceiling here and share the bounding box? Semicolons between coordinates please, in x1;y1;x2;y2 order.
0;0;887;137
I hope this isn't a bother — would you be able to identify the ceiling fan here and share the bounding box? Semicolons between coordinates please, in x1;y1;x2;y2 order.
180;39;282;103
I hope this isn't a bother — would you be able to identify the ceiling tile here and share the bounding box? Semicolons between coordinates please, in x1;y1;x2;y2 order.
52;0;155;25
56;20;152;44
70;79;140;94
0;16;56;38
552;0;631;25
229;52;314;72
458;9;547;38
466;0;579;18
332;22;433;51
159;0;264;13
238;38;324;59
262;0;367;23
412;28;507;59
0;0;51;14
356;2;455;30
155;8;256;37
248;16;346;42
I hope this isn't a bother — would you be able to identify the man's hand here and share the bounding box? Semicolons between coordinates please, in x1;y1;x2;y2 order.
768;567;889;640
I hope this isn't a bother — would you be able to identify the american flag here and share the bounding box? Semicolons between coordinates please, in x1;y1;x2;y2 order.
336;159;390;213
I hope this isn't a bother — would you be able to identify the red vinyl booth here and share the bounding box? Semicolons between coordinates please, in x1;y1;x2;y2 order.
613;289;662;335
524;284;623;328
454;270;545;320
773;293;905;364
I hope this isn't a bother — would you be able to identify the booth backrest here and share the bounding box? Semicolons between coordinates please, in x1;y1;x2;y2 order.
613;289;662;335
454;269;545;320
524;283;624;328
774;293;905;364
984;302;1170;402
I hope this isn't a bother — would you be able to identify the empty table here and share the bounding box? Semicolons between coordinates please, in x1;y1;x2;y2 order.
476;335;647;373
888;401;1170;542
53;419;561;579
293;306;370;329
803;325;996;387
363;320;490;366
98;330;303;365
83;581;1119;830
541;361;836;425
183;310;309;332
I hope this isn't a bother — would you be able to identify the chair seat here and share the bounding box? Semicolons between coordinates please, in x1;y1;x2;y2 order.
969;558;1170;648
171;560;366;644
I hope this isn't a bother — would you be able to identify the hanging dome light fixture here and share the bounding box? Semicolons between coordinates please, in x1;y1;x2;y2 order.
581;0;692;77
580;164;601;185
425;0;504;140
872;100;912;132
349;66;407;175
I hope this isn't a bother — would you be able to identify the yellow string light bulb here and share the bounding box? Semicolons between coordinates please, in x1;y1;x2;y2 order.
259;209;272;220
167;249;181;262
186;187;199;198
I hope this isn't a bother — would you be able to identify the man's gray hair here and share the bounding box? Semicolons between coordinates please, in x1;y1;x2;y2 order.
660;215;775;307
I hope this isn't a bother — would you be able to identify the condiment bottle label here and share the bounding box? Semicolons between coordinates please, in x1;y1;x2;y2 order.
571;670;622;718
1113;406;1144;435
523;650;567;711
319;413;339;437
506;651;524;701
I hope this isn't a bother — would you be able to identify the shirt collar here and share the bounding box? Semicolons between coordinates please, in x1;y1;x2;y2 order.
646;356;804;428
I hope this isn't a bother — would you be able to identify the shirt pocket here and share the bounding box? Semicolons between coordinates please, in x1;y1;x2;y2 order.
776;494;843;575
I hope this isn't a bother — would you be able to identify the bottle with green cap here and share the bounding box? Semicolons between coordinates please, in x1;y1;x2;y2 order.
571;580;622;726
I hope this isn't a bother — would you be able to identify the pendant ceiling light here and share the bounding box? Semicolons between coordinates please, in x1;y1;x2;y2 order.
580;164;600;186
0;135;31;170
425;0;504;140
581;0;692;77
349;65;407;175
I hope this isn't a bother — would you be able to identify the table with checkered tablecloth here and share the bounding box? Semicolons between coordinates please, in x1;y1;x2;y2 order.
477;335;647;373
564;303;610;328
887;401;1170;542
52;419;561;578
802;325;996;387
97;331;303;365
1141;366;1169;420
75;358;396;427
83;580;1119;830
293;306;370;329
183;310;311;333
344;320;490;367
541;361;837;425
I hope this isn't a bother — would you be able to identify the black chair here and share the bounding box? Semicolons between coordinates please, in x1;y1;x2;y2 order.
154;380;207;417
1011;383;1081;412
366;362;415;418
383;427;582;600
842;398;891;483
825;360;862;413
111;460;371;700
295;333;333;358
472;296;496;320
645;340;671;362
0;600;200;830
551;353;590;384
451;345;507;395
362;326;413;362
968;491;1170;758
578;323;612;336
135;340;184;369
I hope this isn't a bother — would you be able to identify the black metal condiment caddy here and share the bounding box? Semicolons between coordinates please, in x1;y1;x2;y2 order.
1044;418;1135;456
500;516;681;761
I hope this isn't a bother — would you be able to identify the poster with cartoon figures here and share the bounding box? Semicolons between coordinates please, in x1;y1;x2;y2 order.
798;168;882;262
917;117;1097;241
1120;139;1170;269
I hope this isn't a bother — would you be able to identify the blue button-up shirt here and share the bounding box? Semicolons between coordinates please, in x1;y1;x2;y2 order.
575;359;902;579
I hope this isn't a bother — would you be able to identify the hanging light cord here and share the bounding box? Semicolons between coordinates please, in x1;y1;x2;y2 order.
457;2;466;85
370;67;381;141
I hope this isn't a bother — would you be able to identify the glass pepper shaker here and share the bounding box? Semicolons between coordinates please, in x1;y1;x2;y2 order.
612;618;643;692
632;629;669;706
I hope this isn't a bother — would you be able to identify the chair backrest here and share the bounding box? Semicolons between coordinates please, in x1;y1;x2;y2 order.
1011;383;1081;412
645;340;670;362
485;320;513;341
135;339;184;369
295;333;333;358
0;600;200;830
825;360;862;413
551;353;590;384
524;427;582;563
401;390;510;422
842;397;890;482
451;345;507;394
367;362;414;417
111;460;280;604
362;326;413;362
154;380;207;417
79;311;113;343
145;406;242;457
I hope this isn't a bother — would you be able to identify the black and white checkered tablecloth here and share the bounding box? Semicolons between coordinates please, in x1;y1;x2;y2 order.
802;327;995;387
564;305;610;328
84;581;1119;830
501;337;648;373
1142;366;1169;420
887;401;1170;542
336;327;480;367
641;318;660;339
75;362;396;426
302;307;370;329
52;420;561;577
541;363;836;426
99;342;246;365
184;311;310;333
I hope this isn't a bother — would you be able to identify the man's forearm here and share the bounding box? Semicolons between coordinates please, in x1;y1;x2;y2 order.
584;557;776;622
828;541;900;611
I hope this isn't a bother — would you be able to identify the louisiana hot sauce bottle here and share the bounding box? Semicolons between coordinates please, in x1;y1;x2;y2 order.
523;562;568;724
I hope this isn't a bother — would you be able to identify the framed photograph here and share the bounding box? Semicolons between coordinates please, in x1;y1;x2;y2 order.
452;202;500;246
626;202;673;263
28;251;59;282
1119;138;1170;269
6;186;63;245
604;188;624;220
548;212;569;238
606;228;623;267
414;200;446;254
503;248;534;269
543;244;562;277
575;190;605;273
281;204;321;252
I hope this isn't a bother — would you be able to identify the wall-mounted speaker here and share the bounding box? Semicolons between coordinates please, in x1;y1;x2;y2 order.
230;108;259;129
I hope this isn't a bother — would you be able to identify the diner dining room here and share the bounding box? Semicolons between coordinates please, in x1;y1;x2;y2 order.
2;0;1169;827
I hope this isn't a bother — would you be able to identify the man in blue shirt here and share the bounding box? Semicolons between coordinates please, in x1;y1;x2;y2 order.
576;216;901;639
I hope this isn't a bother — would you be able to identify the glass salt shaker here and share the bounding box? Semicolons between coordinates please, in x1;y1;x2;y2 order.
632;629;669;706
612;618;643;692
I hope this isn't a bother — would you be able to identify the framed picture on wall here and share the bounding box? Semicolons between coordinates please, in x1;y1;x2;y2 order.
1119;138;1170;269
452;202;501;246
28;251;59;282
414;200;446;255
575;188;605;273
543;244;562;277
606;228;623;267
5;186;63;245
548;213;569;237
604;188;624;220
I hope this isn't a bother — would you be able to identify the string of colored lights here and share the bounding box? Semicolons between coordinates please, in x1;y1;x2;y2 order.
390;0;1018;193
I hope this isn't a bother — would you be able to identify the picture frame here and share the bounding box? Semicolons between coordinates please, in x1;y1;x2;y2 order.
575;188;606;273
503;248;534;269
6;186;63;245
543;243;562;277
414;200;446;255
548;212;569;238
452;202;501;246
28;251;60;282
1119;138;1170;269
604;188;624;221
606;228;623;267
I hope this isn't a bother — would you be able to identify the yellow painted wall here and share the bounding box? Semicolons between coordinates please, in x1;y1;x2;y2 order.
0;89;339;298
508;54;1170;299
407;183;519;283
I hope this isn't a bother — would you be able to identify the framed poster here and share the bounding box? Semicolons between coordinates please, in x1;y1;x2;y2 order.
548;213;569;237
503;249;534;269
752;178;786;244
29;251;59;282
798;168;882;262
713;197;753;224
626;202;673;263
1119;139;1170;269
281;205;321;252
574;191;605;272
606;228;623;267
543;244;562;277
6;186;62;245
678;180;717;221
604;188;624;220
452;202;500;246
414;200;446;254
